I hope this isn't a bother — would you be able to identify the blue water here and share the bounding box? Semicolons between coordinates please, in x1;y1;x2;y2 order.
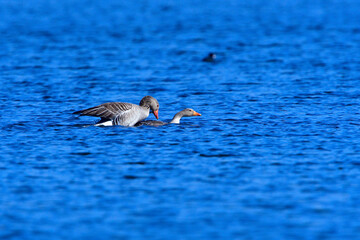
1;0;360;239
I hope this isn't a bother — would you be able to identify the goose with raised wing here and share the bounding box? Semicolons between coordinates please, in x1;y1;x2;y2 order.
135;108;201;127
73;96;159;126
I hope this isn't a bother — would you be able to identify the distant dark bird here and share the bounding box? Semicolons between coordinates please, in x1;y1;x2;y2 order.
135;108;201;126
73;96;159;126
202;53;216;62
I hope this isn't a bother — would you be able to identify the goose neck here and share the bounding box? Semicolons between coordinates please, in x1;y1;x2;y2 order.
170;112;183;124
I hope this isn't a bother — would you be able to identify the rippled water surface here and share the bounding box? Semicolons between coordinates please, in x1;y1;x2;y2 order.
1;0;360;239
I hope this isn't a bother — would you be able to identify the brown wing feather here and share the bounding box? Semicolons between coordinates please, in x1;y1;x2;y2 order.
73;102;133;120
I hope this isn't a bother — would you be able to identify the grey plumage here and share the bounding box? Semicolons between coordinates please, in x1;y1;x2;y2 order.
73;102;133;119
135;120;167;127
135;108;201;127
73;96;159;127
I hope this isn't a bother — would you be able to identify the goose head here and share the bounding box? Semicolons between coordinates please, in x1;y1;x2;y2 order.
181;108;201;117
140;96;159;119
170;108;201;124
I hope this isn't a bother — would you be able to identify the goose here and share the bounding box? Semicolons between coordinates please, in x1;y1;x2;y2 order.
73;96;159;126
135;108;201;126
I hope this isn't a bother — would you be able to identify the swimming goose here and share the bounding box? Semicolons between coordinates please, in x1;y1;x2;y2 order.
135;108;201;126
73;96;159;126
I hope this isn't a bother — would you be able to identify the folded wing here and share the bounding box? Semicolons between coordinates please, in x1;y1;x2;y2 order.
73;102;134;120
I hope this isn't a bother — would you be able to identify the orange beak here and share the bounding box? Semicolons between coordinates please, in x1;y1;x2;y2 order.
193;111;201;116
153;110;159;119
